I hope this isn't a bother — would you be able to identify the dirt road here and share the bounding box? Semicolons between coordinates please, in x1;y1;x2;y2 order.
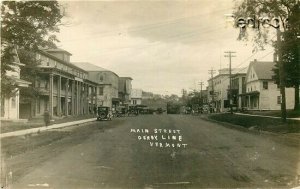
3;114;300;188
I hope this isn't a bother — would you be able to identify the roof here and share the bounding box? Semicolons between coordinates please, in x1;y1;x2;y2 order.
208;67;247;81
249;60;275;80
72;62;108;71
7;76;31;87
38;50;87;73
119;77;133;80
72;62;119;77
43;48;72;55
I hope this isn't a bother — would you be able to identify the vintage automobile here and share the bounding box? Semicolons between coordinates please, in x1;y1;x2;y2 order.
97;106;112;121
115;106;127;117
128;105;139;116
156;108;164;114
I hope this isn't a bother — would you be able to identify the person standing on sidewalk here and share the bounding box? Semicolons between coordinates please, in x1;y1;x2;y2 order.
44;110;51;126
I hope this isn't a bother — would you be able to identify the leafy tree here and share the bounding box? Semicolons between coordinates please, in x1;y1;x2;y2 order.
233;0;300;112
1;1;63;98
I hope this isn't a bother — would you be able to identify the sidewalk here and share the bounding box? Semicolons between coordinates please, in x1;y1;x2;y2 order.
235;112;300;121
0;118;96;139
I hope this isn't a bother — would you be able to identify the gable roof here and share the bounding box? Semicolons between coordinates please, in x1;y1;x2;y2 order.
249;60;275;80
72;62;119;77
72;62;109;71
43;48;72;55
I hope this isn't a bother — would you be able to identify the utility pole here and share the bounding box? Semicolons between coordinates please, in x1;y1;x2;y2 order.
208;68;216;109
224;51;236;114
276;29;287;122
198;81;203;106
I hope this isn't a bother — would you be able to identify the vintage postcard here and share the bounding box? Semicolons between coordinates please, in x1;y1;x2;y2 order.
1;0;299;188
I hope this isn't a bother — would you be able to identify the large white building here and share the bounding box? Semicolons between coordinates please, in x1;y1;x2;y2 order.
207;68;246;112
242;60;295;110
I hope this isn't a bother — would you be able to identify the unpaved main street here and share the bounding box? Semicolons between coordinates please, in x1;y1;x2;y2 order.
2;114;300;189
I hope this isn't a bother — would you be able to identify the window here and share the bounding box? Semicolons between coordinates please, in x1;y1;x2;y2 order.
99;75;104;82
263;81;268;89
46;58;50;66
36;53;41;60
99;87;104;95
277;96;281;104
132;100;137;105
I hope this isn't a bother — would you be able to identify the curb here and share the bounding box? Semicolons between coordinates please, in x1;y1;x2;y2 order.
235;112;300;121
0;118;96;139
201;115;300;146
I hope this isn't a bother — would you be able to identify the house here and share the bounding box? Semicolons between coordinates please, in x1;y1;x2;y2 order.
72;62;119;109
30;48;98;118
131;89;142;105
242;60;295;110
1;48;31;121
118;77;133;105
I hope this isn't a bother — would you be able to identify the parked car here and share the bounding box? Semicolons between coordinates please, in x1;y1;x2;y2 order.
97;106;112;121
128;105;139;116
156;108;163;114
115;106;127;117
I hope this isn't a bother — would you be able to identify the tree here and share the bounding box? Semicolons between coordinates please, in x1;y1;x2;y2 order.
233;0;300;117
1;1;64;98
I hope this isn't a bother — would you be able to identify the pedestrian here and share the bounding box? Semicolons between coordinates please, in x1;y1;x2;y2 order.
43;110;51;126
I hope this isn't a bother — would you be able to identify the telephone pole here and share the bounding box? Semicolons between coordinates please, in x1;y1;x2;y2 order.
224;51;236;114
198;81;203;105
276;29;287;122
208;68;216;108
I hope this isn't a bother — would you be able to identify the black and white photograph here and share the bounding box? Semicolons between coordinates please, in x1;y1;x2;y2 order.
1;0;300;188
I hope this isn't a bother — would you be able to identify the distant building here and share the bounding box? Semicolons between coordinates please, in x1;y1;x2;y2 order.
142;91;154;99
230;68;247;109
207;68;247;112
131;89;142;105
200;90;208;104
73;62;119;108
1;48;31;121
118;77;133;105
241;60;295;110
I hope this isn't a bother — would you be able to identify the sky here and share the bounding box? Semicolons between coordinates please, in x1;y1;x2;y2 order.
56;0;274;96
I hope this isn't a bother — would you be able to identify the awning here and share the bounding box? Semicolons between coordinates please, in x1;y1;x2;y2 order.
239;91;260;96
7;76;31;87
112;98;121;102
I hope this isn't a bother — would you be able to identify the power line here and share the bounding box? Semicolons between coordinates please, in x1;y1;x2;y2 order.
62;7;232;42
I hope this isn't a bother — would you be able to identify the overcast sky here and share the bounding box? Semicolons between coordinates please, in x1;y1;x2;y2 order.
57;0;274;95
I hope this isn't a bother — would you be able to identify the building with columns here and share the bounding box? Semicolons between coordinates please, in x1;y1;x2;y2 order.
30;48;99;118
72;62;119;109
